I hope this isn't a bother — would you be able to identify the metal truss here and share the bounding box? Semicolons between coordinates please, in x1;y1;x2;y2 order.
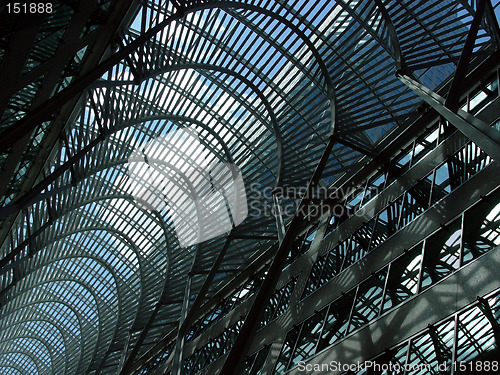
1;1;500;374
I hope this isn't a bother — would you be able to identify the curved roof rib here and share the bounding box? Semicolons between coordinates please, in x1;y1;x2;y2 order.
1;1;499;373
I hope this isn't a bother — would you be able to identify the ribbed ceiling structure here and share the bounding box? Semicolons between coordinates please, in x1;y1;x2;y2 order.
0;0;499;374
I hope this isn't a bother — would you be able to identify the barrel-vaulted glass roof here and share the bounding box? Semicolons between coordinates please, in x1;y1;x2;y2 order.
0;0;499;373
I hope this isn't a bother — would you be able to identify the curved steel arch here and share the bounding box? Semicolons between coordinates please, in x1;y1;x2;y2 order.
0;349;42;375
1;255;122;366
2;192;169;293
0;319;69;375
24;253;131;372
0;336;55;374
1;266;116;374
1;275;109;373
0;354;38;375
2;301;88;374
0;287;92;372
372;0;405;71
179;0;335;98
52;191;167;233
33;225;153;330
0;361;34;375
0;319;74;373
49;198;169;282
143;64;283;186
0;366;23;375
86;111;237;173
3;192;171;302
97;64;284;186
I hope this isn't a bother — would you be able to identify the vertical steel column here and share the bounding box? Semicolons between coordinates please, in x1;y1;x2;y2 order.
169;236;232;374
218;134;337;375
170;267;194;375
117;331;131;374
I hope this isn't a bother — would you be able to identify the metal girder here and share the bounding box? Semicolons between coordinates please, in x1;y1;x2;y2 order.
117;211;173;370
333;135;377;157
334;0;405;71
398;73;500;161
202;87;498;374
0;0;335;154
218;133;337;375
0;336;55;374
0;351;40;375
167;236;232;375
446;0;487;112
484;0;500;46
120;303;162;373
459;0;500;48
273;193;286;243
0;10;46;200
316;50;500;226
0;62;280;218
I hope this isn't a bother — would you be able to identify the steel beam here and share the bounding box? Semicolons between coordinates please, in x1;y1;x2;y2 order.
167;236;235;375
484;0;500;46
446;0;486;112
170;246;198;375
218;134;337;375
286;244;500;375
398;73;500;161
0;0;336;154
273;194;286;243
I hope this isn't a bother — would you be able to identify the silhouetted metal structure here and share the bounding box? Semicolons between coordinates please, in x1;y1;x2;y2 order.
0;1;500;374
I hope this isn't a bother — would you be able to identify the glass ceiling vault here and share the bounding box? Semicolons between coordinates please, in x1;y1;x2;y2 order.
0;0;499;374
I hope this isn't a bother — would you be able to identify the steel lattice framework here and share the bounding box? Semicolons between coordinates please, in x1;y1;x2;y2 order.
0;0;500;374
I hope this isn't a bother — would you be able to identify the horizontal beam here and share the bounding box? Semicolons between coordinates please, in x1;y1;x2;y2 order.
288;243;500;375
